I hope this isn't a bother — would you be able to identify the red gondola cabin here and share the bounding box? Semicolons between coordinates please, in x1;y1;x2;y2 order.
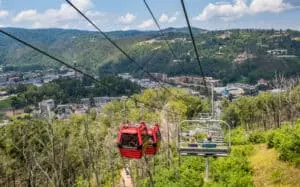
145;124;161;155
118;122;149;159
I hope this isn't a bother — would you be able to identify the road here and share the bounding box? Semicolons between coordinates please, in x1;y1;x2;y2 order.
120;168;133;187
214;100;222;119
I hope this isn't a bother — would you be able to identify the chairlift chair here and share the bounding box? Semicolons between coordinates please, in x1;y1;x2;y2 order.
178;119;231;157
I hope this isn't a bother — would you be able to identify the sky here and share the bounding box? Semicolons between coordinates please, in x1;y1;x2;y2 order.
0;0;300;31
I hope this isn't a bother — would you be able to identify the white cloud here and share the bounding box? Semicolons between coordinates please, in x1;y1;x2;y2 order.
71;0;93;11
138;19;154;29
250;0;293;14
194;0;248;21
159;12;179;23
159;14;169;22
11;0;104;29
194;0;295;21
0;10;8;18
119;12;136;24
13;9;38;22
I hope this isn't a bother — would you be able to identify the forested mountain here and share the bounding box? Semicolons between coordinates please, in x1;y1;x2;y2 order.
1;27;300;83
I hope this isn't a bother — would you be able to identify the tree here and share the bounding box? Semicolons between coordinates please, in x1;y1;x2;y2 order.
24;106;33;114
11;95;26;110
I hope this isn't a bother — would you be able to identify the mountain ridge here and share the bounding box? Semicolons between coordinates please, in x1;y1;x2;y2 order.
0;27;300;83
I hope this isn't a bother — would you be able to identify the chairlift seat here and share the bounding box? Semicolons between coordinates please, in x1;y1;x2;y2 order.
188;143;198;147
178;119;232;157
202;141;217;148
179;146;230;157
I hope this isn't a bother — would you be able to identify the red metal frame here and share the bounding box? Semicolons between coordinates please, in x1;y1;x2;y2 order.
117;122;148;159
145;124;161;155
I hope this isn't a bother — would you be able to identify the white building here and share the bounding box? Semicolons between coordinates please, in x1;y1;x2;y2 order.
39;99;55;114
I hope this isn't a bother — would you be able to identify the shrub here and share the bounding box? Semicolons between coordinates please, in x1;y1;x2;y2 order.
266;130;276;148
249;131;266;144
266;123;300;165
211;146;254;187
228;127;249;145
141;157;205;187
232;145;254;157
24;106;33;113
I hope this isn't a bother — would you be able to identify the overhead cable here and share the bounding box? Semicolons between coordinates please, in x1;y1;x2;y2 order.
65;0;186;101
143;0;186;72
0;28;99;83
0;29;182;116
180;0;208;91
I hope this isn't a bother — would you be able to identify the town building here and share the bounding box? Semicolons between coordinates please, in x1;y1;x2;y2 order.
39;99;55;114
118;73;133;80
150;73;168;82
234;52;255;64
56;104;73;119
167;76;221;87
267;49;288;56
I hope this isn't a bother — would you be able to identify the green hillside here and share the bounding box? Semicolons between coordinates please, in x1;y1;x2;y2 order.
1;87;300;186
1;28;300;83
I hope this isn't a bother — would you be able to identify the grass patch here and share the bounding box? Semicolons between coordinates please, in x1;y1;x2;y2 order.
271;170;281;184
249;144;300;187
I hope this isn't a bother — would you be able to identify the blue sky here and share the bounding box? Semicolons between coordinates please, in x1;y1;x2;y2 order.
0;0;299;31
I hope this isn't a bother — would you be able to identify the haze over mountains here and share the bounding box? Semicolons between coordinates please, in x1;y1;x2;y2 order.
0;27;300;83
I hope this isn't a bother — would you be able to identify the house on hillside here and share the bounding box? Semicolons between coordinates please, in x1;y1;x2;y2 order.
228;87;245;96
118;73;132;80
80;96;122;108
42;74;59;83
167;76;221;87
227;83;257;96
217;31;232;39
234;52;255;64
266;49;296;58
215;83;257;98
72;104;88;115
267;49;288;56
